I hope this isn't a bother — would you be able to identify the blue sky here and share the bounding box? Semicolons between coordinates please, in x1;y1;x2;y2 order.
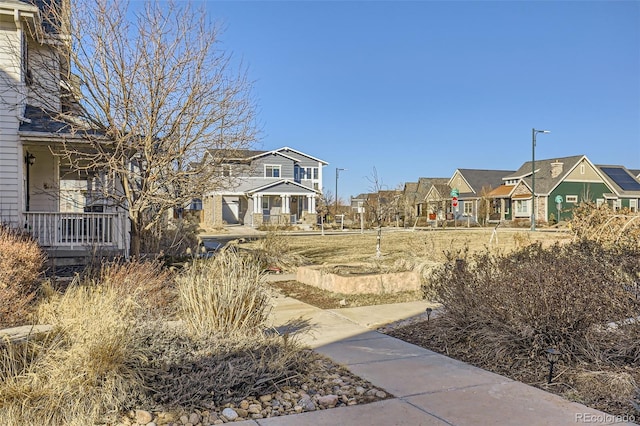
202;0;639;199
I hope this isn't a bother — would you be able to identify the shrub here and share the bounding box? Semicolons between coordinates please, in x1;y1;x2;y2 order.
0;226;45;327
251;231;306;272
139;325;313;408
0;284;154;425
570;202;640;247
176;251;272;337
140;216;201;257
424;240;640;365
88;258;176;317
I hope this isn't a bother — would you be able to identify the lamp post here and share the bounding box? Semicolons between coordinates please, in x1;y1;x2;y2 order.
335;167;346;219
531;128;550;231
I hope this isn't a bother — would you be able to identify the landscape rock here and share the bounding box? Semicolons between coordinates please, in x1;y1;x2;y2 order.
135;410;153;424
221;407;238;421
317;394;339;407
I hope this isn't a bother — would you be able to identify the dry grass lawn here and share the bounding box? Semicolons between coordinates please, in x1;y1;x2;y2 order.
272;228;573;267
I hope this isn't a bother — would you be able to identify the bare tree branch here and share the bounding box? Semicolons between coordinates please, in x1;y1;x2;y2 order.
16;0;259;255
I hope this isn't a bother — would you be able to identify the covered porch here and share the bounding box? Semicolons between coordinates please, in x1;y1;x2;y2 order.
21;142;128;254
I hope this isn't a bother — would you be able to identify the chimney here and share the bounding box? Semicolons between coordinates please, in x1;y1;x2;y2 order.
550;160;564;178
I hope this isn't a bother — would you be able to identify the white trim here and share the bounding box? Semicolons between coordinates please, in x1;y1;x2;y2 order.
264;164;281;178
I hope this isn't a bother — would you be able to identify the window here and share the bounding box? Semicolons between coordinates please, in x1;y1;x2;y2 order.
265;165;280;178
515;200;529;215
221;165;231;177
464;202;473;215
566;195;578;203
190;199;203;210
614;199;622;211
630;199;638;213
596;198;604;207
580;164;585;175
313;167;319;179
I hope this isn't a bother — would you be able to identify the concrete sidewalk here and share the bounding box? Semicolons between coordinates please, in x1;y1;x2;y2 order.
243;277;636;425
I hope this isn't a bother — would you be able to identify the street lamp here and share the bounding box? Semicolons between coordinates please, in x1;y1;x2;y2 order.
531;128;550;231
335;167;347;218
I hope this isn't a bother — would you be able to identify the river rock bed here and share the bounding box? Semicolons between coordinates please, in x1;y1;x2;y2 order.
111;358;390;426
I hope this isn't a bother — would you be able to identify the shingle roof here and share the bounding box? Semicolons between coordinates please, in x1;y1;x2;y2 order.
455;169;514;196
486;184;515;198
19;104;73;133
503;155;584;194
416;177;448;197
207;148;268;161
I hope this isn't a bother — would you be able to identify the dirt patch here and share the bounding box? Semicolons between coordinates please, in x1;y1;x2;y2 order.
268;280;422;310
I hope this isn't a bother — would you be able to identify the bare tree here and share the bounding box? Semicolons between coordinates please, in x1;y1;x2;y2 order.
365;167;401;257
477;185;493;226
21;0;258;256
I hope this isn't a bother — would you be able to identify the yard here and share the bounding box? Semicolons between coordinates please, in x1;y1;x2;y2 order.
254;224;640;418
245;226;573;270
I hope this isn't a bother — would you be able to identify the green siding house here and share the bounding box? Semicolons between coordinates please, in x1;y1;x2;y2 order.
500;155;640;225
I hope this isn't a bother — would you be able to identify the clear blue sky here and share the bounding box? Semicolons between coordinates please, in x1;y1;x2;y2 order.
202;0;640;199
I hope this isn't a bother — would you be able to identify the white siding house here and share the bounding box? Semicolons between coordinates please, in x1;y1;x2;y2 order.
0;0;127;253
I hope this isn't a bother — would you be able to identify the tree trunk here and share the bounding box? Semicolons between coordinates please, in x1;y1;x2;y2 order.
129;219;142;258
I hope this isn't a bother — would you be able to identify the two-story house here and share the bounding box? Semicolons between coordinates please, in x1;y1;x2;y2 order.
201;147;327;228
0;0;127;255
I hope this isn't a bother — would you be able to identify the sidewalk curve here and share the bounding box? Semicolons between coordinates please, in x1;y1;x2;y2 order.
240;284;637;426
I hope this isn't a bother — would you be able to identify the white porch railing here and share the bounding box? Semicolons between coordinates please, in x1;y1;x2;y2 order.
262;214;298;225
24;212;127;250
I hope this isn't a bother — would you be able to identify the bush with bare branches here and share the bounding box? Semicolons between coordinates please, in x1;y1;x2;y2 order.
251;231;307;272
570;202;640;246
417;240;640;415
0;226;45;327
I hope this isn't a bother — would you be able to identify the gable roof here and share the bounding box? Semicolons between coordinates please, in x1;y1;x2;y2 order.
504;155;586;195
207;146;328;165
450;169;514;196
424;182;453;201
416;177;449;198
246;179;319;194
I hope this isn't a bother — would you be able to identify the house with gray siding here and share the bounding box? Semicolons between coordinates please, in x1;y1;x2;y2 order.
202;147;327;227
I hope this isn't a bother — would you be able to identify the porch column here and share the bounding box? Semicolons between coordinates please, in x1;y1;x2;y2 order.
307;195;316;213
254;195;262;213
282;194;290;214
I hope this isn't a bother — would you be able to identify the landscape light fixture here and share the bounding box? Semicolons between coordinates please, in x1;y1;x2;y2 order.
426;307;433;324
544;347;561;384
335;168;347;218
531;128;550;231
